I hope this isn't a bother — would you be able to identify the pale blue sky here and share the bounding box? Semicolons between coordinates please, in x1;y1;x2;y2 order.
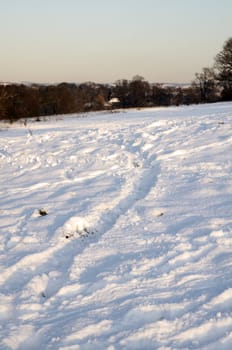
0;0;231;84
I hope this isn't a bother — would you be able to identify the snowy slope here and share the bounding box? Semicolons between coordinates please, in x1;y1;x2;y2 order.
0;103;232;350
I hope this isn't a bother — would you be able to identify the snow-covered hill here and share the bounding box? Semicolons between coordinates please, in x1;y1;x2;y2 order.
0;103;232;350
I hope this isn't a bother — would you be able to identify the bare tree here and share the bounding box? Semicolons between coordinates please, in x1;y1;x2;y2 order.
194;67;217;103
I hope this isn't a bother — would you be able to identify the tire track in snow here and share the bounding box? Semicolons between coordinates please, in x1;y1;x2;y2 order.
95;156;160;236
0;126;160;307
36;130;160;304
61;127;161;241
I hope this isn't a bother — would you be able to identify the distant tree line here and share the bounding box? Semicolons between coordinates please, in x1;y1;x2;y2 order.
0;37;231;122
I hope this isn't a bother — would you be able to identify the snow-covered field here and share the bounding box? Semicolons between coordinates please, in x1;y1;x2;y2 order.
0;103;232;350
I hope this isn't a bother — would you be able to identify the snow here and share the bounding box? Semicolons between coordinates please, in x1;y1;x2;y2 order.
0;102;232;349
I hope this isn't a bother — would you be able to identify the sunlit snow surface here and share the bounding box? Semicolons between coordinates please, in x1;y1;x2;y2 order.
0;103;232;350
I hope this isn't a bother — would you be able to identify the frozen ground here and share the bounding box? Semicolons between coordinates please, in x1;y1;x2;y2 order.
0;102;232;350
